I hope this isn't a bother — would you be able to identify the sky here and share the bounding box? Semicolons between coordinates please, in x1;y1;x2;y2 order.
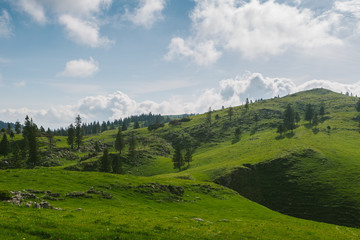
1;0;360;128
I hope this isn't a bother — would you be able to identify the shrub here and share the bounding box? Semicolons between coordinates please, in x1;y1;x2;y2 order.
0;190;11;200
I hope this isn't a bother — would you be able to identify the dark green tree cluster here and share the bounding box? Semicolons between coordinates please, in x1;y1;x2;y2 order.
23;116;40;167
172;144;193;171
277;104;300;136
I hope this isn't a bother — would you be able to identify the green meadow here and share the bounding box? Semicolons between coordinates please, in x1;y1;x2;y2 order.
1;88;360;239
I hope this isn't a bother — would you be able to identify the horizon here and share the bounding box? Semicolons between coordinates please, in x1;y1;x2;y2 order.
1;0;360;128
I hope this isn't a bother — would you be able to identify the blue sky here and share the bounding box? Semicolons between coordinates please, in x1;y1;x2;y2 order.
0;0;360;128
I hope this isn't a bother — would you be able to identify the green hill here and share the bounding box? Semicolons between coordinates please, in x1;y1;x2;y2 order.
1;88;360;239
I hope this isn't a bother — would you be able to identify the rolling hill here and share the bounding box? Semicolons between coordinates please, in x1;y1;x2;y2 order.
1;88;360;239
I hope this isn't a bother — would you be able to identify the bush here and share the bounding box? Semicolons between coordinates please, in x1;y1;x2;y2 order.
179;117;191;122
0;190;11;200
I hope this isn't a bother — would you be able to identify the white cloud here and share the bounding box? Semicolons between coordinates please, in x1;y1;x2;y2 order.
125;0;166;28
165;37;222;66
17;0;46;24
0;10;12;38
2;73;360;128
13;81;26;87
58;57;99;78
15;0;113;48
167;0;343;64
334;0;360;18
59;15;113;48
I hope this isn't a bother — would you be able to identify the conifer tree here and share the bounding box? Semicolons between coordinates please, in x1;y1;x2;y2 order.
0;133;10;157
46;128;54;151
277;124;285;137
67;124;75;150
24;117;39;167
100;148;112;173
356;99;360;112
75;115;82;150
245;98;249;110
115;128;125;154
283;104;295;132
172;145;184;171
319;104;325;116
184;147;193;166
295;112;301;124
305;104;314;124
134;120;140;129
313;113;319;126
228;107;233;121
112;155;122;174
128;133;137;160
121;121;127;131
15;121;21;134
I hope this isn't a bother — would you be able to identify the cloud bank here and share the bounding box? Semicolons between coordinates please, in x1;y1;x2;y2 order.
1;73;359;128
58;57;99;78
166;0;345;65
0;10;12;38
124;0;166;28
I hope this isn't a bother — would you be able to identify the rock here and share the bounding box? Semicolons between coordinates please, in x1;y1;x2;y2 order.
76;208;82;211
193;218;204;222
219;219;230;222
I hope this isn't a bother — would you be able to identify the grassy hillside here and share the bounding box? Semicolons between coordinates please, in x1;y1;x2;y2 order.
1;88;360;239
1;169;360;240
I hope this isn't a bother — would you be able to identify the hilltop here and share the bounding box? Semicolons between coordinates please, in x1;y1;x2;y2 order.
1;88;360;239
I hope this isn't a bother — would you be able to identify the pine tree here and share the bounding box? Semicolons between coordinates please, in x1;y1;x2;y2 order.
283;104;295;132
305;104;314;124
24;117;39;168
295;112;301;124
15;121;21;134
172;145;184;171
0;133;10;157
100;148;112;173
115;128;125;154
277;124;285;137
228;107;233;121
184;147;193;166
121;121;127;131
67;124;75;150
313;113;319;126
94;141;101;152
7;123;11;134
46;128;54;151
234;127;241;141
356;100;360;112
134;120;140;129
245;98;249;110
112;155;122;174
319;104;325;116
75;115;82;150
12;144;23;168
128;133;137;160
101;121;107;132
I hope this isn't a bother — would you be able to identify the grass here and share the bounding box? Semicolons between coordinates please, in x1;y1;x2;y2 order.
1;88;360;238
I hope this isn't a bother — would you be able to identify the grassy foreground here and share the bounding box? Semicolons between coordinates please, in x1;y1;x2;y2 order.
1;168;360;240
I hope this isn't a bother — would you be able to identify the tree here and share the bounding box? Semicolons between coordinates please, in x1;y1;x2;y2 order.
121;121;128;131
277;124;285;137
15;121;21;134
295;112;301;124
172;145;184;171
75;115;82;150
67;124;75;150
283;104;295;132
184;147;193;166
112;155;122;174
24;117;39;167
319;104;325;116
134;120;140;129
228;107;233;121
254;113;259;125
0;133;10;157
9;130;15;139
313;113;319;126
115;128;125;154
234;127;241;141
12;144;24;168
245;98;249;110
305;104;314;124
206;107;212;128
46;128;54;151
100;148;112;173
101;121;107;132
356;99;360;112
128;133;137;160
7;123;11;134
94;141;101;152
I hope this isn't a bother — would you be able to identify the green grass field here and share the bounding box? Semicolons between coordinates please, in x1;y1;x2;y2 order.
1;89;360;239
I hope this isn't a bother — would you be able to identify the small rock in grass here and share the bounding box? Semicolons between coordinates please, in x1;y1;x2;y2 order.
193;218;204;222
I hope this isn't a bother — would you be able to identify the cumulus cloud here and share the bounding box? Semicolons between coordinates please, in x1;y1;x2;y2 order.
0;10;12;38
15;0;113;47
2;73;360;128
166;0;343;64
58;57;99;78
125;0;166;28
59;15;113;48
